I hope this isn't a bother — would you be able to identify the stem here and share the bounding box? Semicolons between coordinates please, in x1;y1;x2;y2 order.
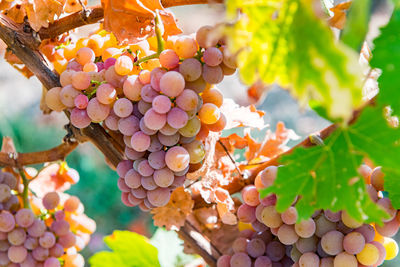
19;170;31;210
133;53;159;66
155;11;165;54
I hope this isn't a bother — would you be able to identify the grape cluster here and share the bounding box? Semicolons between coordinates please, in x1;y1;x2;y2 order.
45;26;236;210
218;165;400;267
0;169;95;267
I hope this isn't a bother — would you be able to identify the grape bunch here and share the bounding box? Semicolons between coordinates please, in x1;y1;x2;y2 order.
45;26;236;210
217;165;400;267
0;168;95;267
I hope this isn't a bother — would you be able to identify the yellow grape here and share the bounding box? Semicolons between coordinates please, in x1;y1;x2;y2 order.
183;140;206;164
341;211;363;228
45;87;66;112
201;88;223;107
115;55;133;76
356;243;379;265
207;113;226;132
383;237;399;260
179;117;201;138
198;103;221;124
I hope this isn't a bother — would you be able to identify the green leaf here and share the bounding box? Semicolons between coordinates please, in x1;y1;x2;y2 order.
226;0;363;121
150;228;197;267
89;230;161;267
340;0;372;51
261;106;400;222
370;3;400;116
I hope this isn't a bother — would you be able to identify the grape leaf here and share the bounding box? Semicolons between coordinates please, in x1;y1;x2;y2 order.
370;2;400;116
340;0;371;51
89;230;161;267
226;0;363;121
261;106;399;222
101;0;182;44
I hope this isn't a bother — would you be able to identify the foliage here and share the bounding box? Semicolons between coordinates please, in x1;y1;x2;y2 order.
89;230;160;267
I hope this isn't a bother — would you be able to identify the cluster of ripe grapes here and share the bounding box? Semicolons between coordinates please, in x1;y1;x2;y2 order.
217;165;399;267
0;168;95;267
44;26;235;211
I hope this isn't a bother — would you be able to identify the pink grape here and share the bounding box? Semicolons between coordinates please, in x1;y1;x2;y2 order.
299;252;320;267
87;97;110;122
141;176;158;190
252;220;268;232
203;47;223;66
167;107;188;129
254;256;272;267
104;57;116;70
141;84;159;102
8;228;26;246
179;58;202;81
118;115;140;136
241;185;260;206
186;77;207;94
96;62;105;71
44;257;61;267
8;245;27;263
42;192;60;210
165;146;190;172
202;65;223;84
266;241;285;261
147;188;171;207
60;85;80;107
137;160;154;176
113;98;133;118
125;147;145;160
124;169;141;189
127;193;142;206
295;236;318;253
140;118;157;135
355;224;375;243
74;94;88;109
159;49;180;69
260;166;278;187
277;224;299;245
294;218;316;238
24;237;38;250
104;114;119;130
58;232;76;248
51;220;70;236
138;70;151;84
343;231;365;254
138;100;152;115
105;65;126;88
237;204;256;223
123;75;142;101
153;168;174;187
217;255;231;267
320;230;344;255
376;217;400;237
76;47;95;65
121;192;134;207
247;238;266;258
131;131;151;152
159;71;185;97
15;209;34;228
32;246;49;261
116;160;132;177
67;60;83;72
324;210;341;222
150;67;167;91
158;132;180;146
281;207;298;225
131;187;146;199
196;25;219;48
60;69;74;86
96;83;117;104
152;95;171;114
315;215;336;237
39;232;56;248
72;71;91;90
230;252;251;267
148;150;166;169
71;108;91;128
148;135;163;152
118;178;130;192
0;211;15;232
144;108;167;130
176;89;199;111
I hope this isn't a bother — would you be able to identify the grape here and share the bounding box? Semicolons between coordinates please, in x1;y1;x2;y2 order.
3;173;17;189
165;146;190;172
147;188;171;207
51;220;70;236
76;47;95;65
131;187;146;199
217;255;231;267
0;184;11;202
137;160;154;176
113;98;133;118
15;209;34;228
232;237;249;254
186;76;207;94
179;116;201;137
370;166;384;191
127;193;142;206
60;85;80;108
176;89;199;111
0;211;15;232
104;114;119;130
8;245;27;263
294;218;316;238
241;185;260;206
198;103;220;124
118;178;131;192
320;230;344;255
230;252;251;267
39;232;56;249
376;217;400;237
64;196;80;212
44;257;61;267
60;69;74;86
141;84;159;103
115;55;133;75
281;207;298;225
342;231;365;255
254;256;272;267
354;224;375;243
247;238;266;258
277;224;299;245
123;75;142;101
133;159;145;171
116;160;133;177
70;108;91;128
0;251;10;265
202;88;223;107
148;135;163;152
159;49;180;69
383;237;399;260
370;241;386;265
237;204;256;223
332;252;357;267
182;140;205;164
143;108;167;130
220;62;236;75
266;241;285;261
377;198;397;222
96;83;116;104
153;168;174;187
139;70;151;84
8;228;26;246
42;192;60;210
196;25;219;48
74;94;88;109
179;58;202;81
203;47;223;66
72;71;91;90
158;132;180;146
261;206;283;228
86;97;110;122
150;67;167;91
141;176;158;190
356;243;379;265
299;252;319;267
67;60;83;72
136;100;151;116
159;71;185;97
174;165;189;176
366;184;378;202
260;166;278;188
152;95;171;114
202;65;223;84
118;115;140;136
323;210;341;222
251;220;268;232
58;232;76;249
341;211;362;228
121;192;135;207
315;215;337;237
130;131;151;152
46;87;66;111
174;36;198;59
295;236;318;253
222;47;237;69
124;169;141;189
148;151;166;170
